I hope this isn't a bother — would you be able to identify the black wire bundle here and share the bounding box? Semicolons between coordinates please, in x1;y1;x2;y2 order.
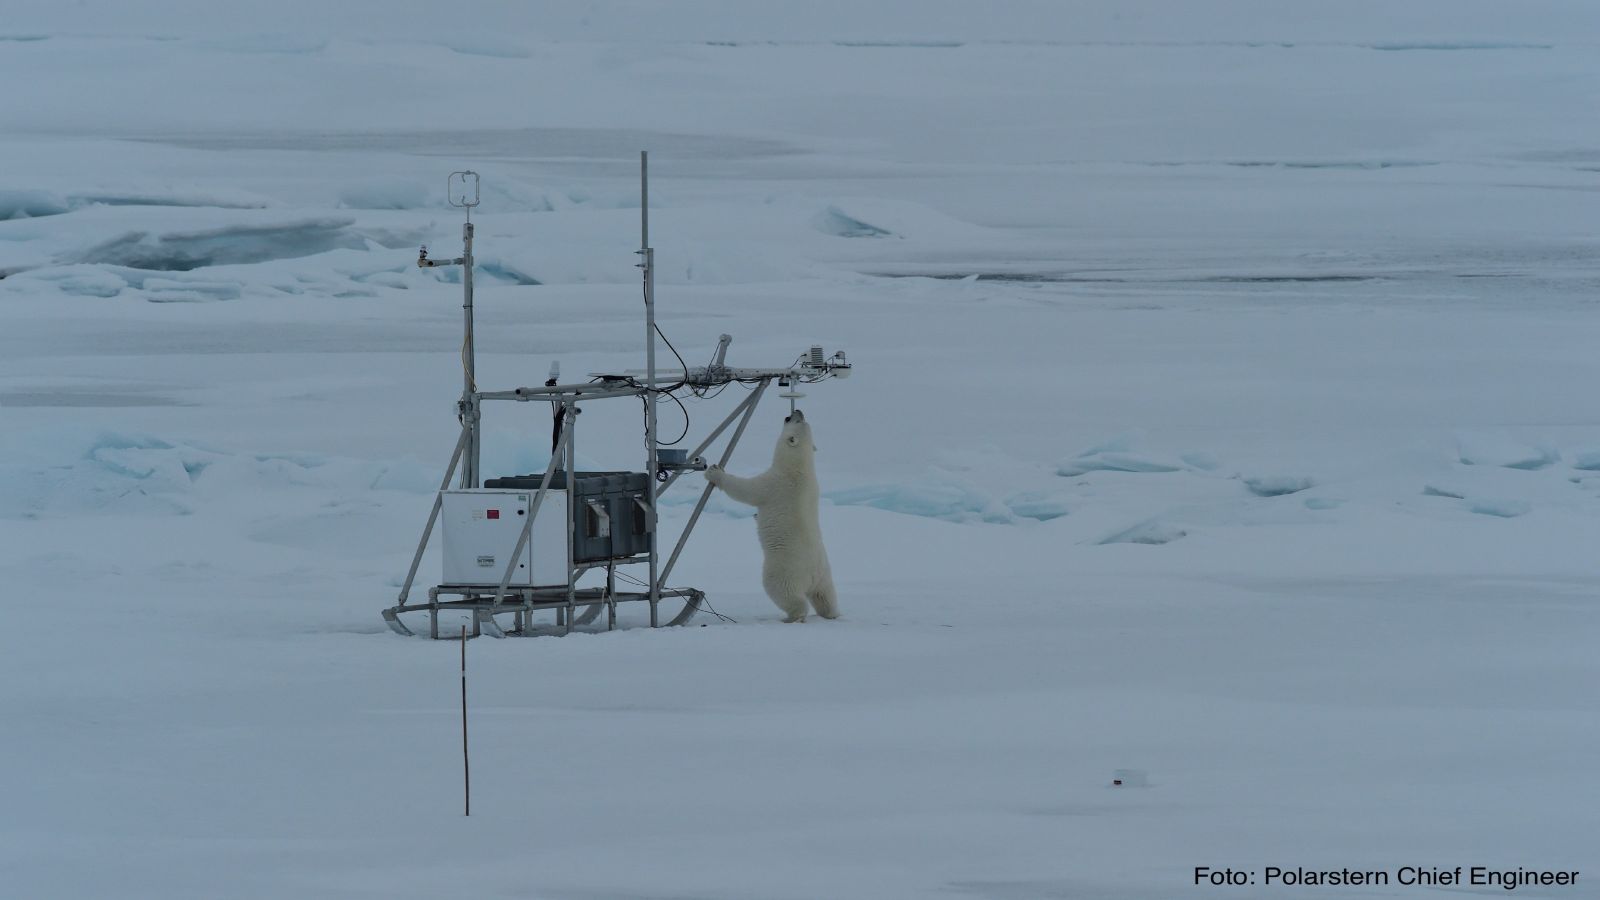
615;569;737;624
629;281;828;453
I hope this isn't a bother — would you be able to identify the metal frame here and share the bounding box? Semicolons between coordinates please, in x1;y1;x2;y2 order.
382;153;848;639
381;380;767;638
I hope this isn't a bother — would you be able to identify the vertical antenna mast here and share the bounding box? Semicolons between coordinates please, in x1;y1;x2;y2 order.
450;171;480;489
461;212;477;488
640;151;661;623
418;171;481;489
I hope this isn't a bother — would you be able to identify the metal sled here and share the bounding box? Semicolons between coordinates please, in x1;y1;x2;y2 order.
380;155;850;638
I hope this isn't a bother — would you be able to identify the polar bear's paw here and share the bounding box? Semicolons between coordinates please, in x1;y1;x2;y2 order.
772;589;810;623
808;584;839;619
704;464;724;486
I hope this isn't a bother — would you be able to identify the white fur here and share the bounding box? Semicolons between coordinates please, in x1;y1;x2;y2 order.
704;411;838;622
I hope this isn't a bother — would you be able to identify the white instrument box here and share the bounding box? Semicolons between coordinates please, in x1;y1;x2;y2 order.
440;489;567;587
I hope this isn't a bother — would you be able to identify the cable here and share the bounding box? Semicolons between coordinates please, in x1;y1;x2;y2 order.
634;278;694;448
692;379;731;401
643;279;691;392
645;389;691;446
615;570;736;624
655;322;690;382
686;340;738;400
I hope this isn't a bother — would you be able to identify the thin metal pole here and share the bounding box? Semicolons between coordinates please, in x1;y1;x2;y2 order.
398;425;470;604
565;404;578;636
661;379;767;584
641;150;661;625
480;384;646;402
493;417;573;607
606;562;617;631
460;624;470;817
655;385;764;497
461;219;479;489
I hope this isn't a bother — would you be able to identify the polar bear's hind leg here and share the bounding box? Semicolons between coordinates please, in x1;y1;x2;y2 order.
763;570;810;623
808;580;839;620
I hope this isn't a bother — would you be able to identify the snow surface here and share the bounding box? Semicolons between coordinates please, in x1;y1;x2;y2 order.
3;2;1599;897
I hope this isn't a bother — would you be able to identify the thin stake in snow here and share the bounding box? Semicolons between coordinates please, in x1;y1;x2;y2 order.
460;625;470;817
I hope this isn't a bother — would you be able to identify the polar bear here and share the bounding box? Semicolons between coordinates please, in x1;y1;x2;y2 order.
704;409;838;622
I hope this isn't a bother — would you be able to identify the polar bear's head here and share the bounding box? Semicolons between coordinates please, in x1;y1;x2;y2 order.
773;409;817;469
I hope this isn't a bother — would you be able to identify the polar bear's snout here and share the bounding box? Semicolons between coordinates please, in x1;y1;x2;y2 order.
785;409;804;423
